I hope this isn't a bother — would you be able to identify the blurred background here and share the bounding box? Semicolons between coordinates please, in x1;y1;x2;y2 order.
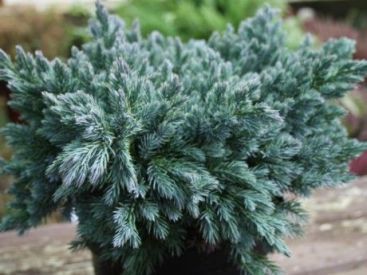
0;0;367;274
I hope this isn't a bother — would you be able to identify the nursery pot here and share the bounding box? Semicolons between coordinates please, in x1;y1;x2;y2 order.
92;247;241;275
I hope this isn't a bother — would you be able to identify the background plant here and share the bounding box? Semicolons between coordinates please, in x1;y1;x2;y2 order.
0;5;86;58
0;3;366;275
115;0;304;47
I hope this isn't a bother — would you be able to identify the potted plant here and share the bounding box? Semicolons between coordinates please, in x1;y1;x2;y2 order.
1;2;366;275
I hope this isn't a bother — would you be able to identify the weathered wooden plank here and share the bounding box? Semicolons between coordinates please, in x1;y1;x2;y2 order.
0;223;92;275
271;178;367;274
272;219;367;274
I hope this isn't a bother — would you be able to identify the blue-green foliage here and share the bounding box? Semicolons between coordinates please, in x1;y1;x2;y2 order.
1;3;367;274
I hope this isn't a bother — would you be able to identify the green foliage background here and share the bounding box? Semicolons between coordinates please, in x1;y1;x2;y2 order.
116;0;284;39
115;0;303;47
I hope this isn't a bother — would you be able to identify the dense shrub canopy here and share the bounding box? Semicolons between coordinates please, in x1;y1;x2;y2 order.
1;3;367;274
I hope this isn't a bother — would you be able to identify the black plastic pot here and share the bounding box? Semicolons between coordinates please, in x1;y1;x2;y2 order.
92;247;241;275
